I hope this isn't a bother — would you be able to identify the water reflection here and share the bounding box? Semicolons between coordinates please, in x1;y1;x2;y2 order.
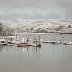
0;46;42;57
0;42;72;58
0;34;72;72
0;45;3;52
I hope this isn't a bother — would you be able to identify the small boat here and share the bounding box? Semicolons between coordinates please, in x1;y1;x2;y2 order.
50;41;56;44
7;41;15;46
41;41;50;43
16;38;32;47
7;41;12;44
32;40;41;48
59;32;72;34
36;43;41;47
42;41;61;44
32;35;41;48
16;43;32;47
0;39;7;46
56;40;61;44
63;41;72;45
32;43;41;47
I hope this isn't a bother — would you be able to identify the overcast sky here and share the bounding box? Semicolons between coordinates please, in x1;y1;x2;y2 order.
0;0;72;20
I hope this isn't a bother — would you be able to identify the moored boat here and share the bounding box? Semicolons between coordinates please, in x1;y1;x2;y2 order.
63;41;72;45
0;39;7;46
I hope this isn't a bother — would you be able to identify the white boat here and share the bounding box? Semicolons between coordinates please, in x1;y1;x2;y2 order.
56;40;61;44
63;41;72;45
63;41;68;44
42;40;61;44
41;41;50;43
0;39;7;46
32;40;41;47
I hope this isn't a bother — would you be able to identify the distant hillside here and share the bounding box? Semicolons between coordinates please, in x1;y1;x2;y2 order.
1;19;72;33
0;23;14;36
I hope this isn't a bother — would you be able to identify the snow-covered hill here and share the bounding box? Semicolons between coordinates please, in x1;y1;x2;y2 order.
1;19;72;33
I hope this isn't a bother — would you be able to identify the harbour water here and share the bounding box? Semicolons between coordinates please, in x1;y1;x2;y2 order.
0;33;72;72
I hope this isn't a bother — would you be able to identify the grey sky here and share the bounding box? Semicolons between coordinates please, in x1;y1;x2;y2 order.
0;0;57;8
55;0;72;19
0;0;72;20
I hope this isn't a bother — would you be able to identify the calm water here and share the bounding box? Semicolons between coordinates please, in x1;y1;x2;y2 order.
0;33;72;72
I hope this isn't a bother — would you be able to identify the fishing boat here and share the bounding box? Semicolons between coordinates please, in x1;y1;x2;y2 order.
32;35;41;48
32;41;41;47
16;38;32;47
16;43;32;47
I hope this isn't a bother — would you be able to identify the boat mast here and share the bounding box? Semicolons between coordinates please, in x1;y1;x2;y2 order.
39;35;40;44
33;34;35;43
